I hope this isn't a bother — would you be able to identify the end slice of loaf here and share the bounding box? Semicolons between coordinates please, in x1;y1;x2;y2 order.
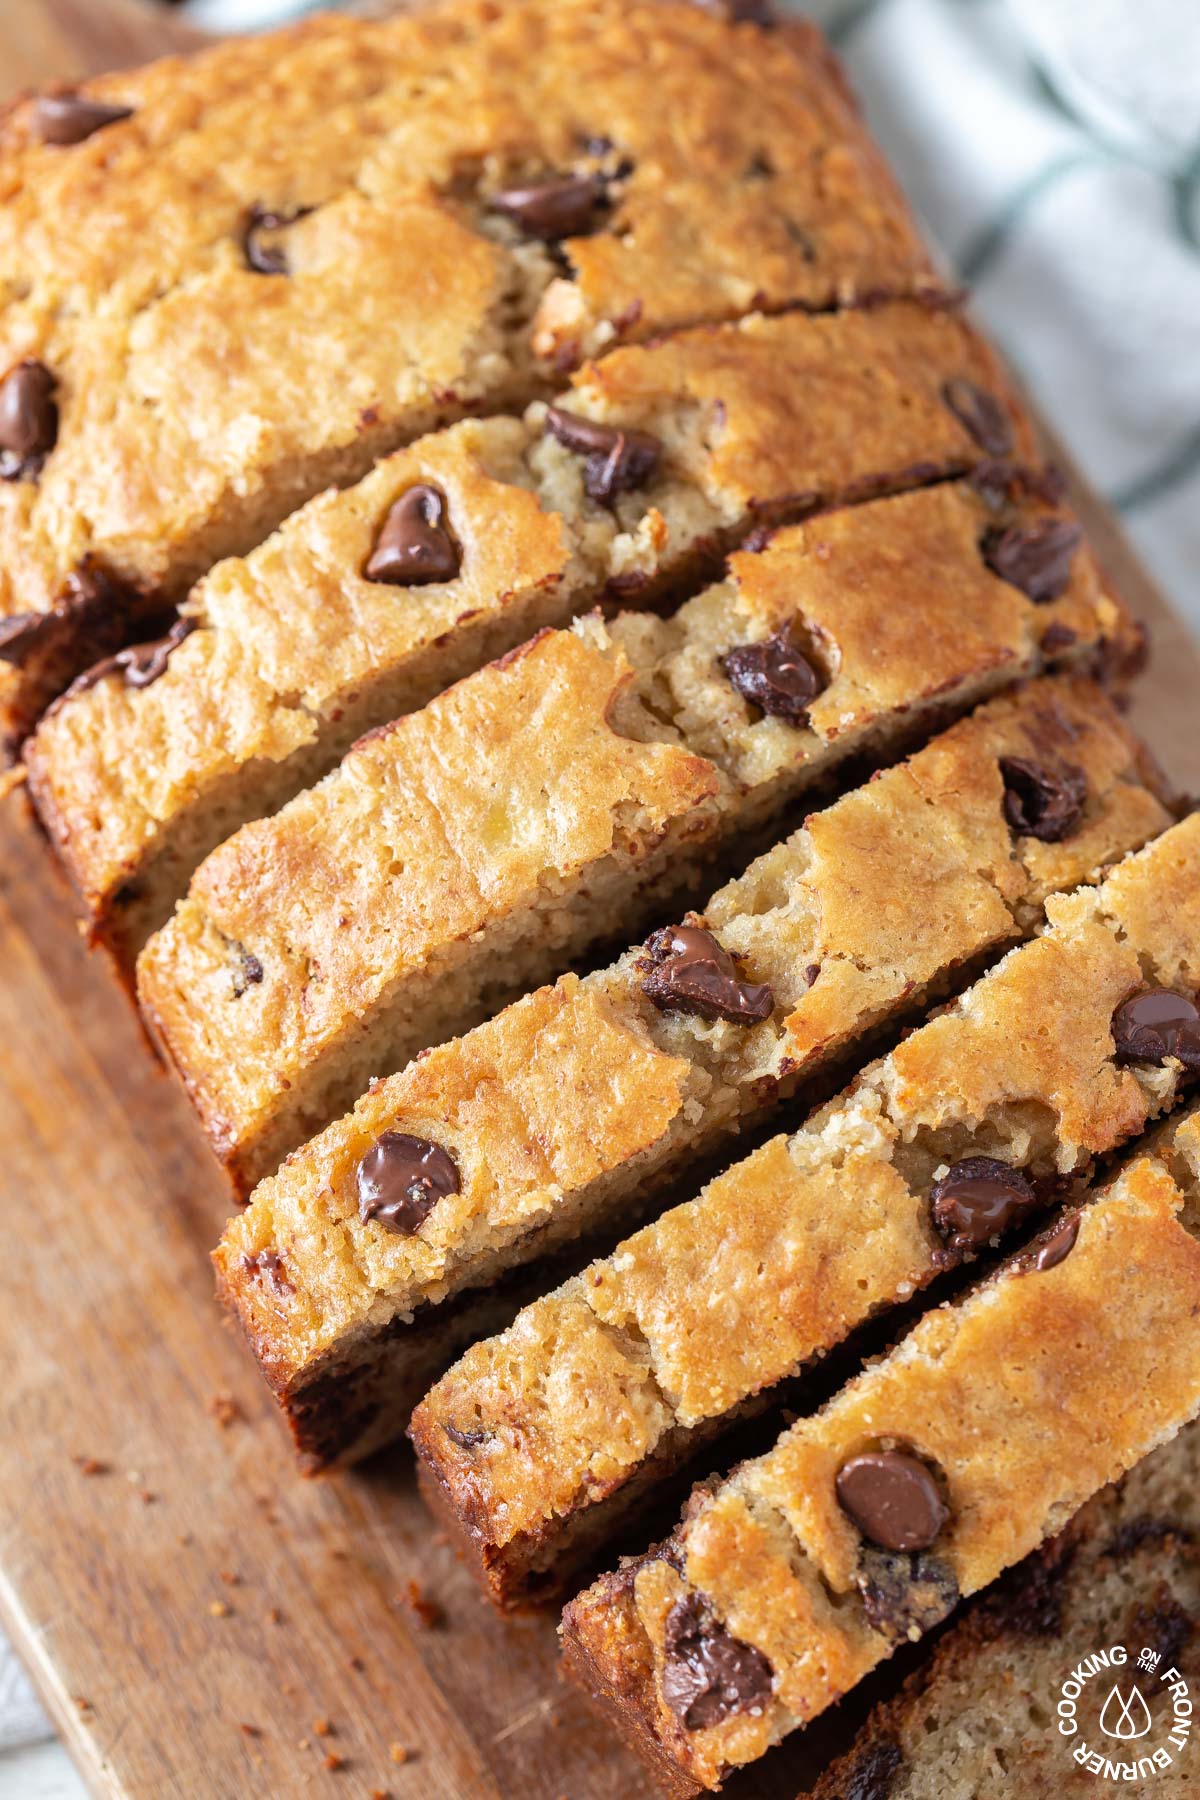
561;1102;1200;1795
145;470;1131;1196
26;299;1041;955
414;809;1200;1605
216;674;1168;1472
0;0;936;746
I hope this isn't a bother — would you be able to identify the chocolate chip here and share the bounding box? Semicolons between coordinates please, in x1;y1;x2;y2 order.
230;942;264;1000
242;203;313;276
31;92;133;146
356;1132;461;1235
0;611;60;668
660;1593;773;1731
1112;989;1200;1071
444;1421;492;1451
983;519;1082;604
364;485;461;586
490;173;609;241
722;626;823;723
833;1737;906;1800
930;1156;1038;1253
640;925;774;1025
857;1548;960;1643
941;378;1014;458
64;615;197;701
544;406;660;503
836;1451;949;1554
240;1248;294;1298
1000;756;1087;842
0;360;59;481
1041;621;1078;655
1019;1211;1080;1275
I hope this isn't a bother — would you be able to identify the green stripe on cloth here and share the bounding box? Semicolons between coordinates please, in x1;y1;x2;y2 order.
957;151;1103;282
1111;422;1200;513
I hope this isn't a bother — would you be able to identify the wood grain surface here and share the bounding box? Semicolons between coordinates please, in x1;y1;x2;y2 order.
1;6;1199;1800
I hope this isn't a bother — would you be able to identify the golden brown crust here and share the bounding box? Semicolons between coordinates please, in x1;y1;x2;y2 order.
562;1101;1200;1791
25;302;1056;949
0;0;937;741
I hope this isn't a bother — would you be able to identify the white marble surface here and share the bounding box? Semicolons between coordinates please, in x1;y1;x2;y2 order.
4;1;1198;1794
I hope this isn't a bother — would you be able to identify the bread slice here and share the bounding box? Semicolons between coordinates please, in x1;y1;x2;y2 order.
414;809;1200;1605
0;0;936;746
810;1366;1200;1798
142;473;1134;1196
26;299;1041;958
215;674;1168;1472
561;1103;1200;1796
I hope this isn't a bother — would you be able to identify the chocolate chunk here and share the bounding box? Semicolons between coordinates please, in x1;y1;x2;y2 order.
930;1156;1038;1253
1019;1211;1080;1275
240;1248;294;1298
356;1131;461;1235
0;360;59;481
722;626;823;723
230;942;264;1000
1112;989;1200;1070
242;203;313;276
660;1593;773;1731
0;611;60;668
836;1451;949;1553
941;378;1014;458
64;615;197;701
544;406;660;503
444;1421;492;1451
857;1548;960;1643
1127;1586;1195;1673
365;485;461;586
490;173;609;241
834;1737;906;1800
1000;756;1087;842
1041;621;1078;655
640;925;774;1025
31;92;133;146
983;519;1081;604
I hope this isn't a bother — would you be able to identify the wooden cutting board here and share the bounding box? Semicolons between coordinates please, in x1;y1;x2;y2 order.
2;7;1199;1799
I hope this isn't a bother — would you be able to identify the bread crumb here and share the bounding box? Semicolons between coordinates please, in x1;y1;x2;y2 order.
323;1751;344;1772
402;1580;441;1629
389;1744;411;1765
238;1723;260;1738
209;1600;231;1619
207;1393;244;1429
73;1455;109;1476
313;1717;334;1738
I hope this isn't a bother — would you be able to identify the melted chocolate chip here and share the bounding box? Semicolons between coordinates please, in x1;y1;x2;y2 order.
0;610;60;668
356;1131;461;1235
857;1548;960;1643
640;925;774;1025
444;1421;492;1451
230;942;264;1000
835;1736;906;1800
1041;621;1079;655
365;485;461;586
1112;989;1200;1070
660;1594;773;1731
983;519;1082;604
240;1248;294;1298
0;360;59;481
544;406;661;503
1127;1586;1196;1673
64;615;197;701
1000;756;1087;842
490;172;609;241
722;626;823;723
930;1156;1038;1253
31;92;133;146
836;1451;949;1554
242;203;313;276
1020;1211;1080;1275
941;378;1014;458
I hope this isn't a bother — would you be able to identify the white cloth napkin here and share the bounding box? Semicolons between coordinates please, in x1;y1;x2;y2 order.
3;0;1198;1767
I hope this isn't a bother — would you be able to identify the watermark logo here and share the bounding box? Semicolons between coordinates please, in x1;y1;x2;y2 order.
1054;1641;1192;1782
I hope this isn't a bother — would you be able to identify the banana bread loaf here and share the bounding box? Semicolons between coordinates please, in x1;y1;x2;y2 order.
414;815;1200;1604
141;471;1132;1196
810;1240;1200;1800
215;675;1168;1472
26;300;1041;958
561;1103;1200;1795
0;0;936;747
